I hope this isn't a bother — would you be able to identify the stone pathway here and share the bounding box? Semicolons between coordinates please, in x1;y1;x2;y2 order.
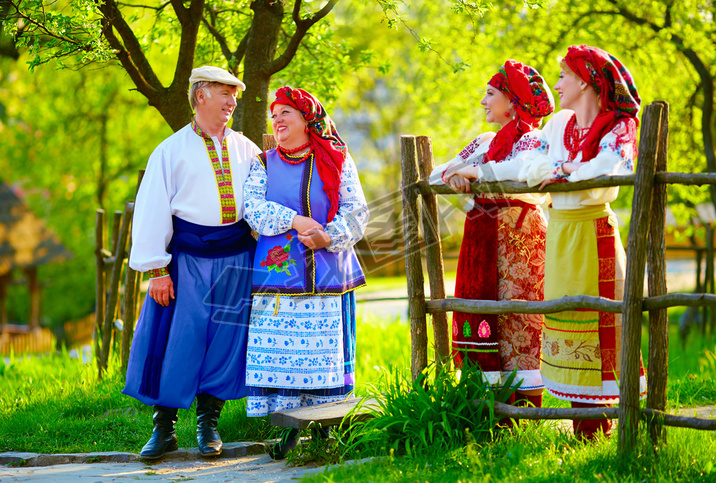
0;443;326;482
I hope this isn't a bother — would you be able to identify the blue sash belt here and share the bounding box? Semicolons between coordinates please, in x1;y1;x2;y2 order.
138;217;256;399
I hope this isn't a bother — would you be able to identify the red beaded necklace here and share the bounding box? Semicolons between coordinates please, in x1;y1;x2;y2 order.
563;114;591;161
279;141;311;154
277;141;312;164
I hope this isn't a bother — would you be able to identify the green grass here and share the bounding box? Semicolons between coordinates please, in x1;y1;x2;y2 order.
360;272;457;295
303;305;716;482
305;424;716;482
1;303;716;466
0;313;423;454
0;349;275;453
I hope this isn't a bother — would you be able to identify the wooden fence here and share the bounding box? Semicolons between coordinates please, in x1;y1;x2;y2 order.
0;327;54;355
400;101;716;456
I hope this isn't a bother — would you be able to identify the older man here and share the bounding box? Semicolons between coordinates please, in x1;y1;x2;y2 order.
123;66;261;459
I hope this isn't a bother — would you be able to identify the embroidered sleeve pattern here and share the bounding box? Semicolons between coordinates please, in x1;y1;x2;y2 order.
325;155;369;253
551;159;568;182
429;133;494;185
148;267;169;279
513;135;547;155
485;132;550;182
243;157;297;236
568;120;636;182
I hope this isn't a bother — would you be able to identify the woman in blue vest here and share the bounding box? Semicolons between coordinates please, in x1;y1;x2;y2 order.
243;86;369;459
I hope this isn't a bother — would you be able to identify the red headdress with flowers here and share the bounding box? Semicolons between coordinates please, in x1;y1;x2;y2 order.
271;86;346;222
481;60;555;163
563;45;641;163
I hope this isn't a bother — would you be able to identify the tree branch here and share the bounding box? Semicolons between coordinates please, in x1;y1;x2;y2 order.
230;32;249;67
169;0;204;92
266;0;338;75
99;17;155;98
169;0;188;25
201;10;233;61
6;1;87;47
116;1;171;11
96;0;162;93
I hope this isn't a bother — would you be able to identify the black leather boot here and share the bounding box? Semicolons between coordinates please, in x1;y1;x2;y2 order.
269;428;300;460
140;406;179;459
196;393;225;457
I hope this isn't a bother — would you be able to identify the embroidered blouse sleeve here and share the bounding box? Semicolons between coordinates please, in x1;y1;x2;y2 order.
128;145;174;277
480;131;549;182
518;111;569;186
429;133;495;184
243;156;297;235
568;119;636;182
325;153;369;253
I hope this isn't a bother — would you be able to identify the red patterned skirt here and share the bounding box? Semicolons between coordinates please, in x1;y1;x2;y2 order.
452;197;546;390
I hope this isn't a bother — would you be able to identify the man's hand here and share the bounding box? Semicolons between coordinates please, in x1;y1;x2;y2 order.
297;227;332;250
448;173;472;193
148;276;175;307
292;215;323;235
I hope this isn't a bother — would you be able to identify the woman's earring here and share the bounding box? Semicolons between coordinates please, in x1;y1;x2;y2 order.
304;125;310;133
504;112;511;117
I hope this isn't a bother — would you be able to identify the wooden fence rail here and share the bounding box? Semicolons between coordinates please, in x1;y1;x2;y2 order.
400;100;715;458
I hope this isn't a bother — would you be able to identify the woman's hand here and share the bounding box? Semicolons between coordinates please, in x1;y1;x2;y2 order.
292;215;323;235
297;227;331;250
538;178;554;191
561;162;581;175
455;166;479;180
148;276;175;307
447;173;473;193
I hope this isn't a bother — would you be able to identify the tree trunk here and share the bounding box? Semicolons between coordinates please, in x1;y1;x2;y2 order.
681;49;716;209
155;89;195;132
239;0;284;146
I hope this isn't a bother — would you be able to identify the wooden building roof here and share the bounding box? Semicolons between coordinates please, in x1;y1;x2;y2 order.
0;182;72;275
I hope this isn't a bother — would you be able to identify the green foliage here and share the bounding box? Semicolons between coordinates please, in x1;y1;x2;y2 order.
0;56;169;326
285;426;343;467
309;423;716;482
4;0;112;70
339;364;517;460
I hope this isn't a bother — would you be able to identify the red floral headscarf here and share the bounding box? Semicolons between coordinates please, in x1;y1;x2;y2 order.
482;60;554;163
270;86;346;222
563;45;641;162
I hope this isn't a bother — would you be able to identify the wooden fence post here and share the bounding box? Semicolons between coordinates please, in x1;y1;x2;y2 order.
619;102;663;454
94;209;105;368
99;202;132;378
121;170;144;371
401;135;428;381
708;225;716;332
416;136;450;369
263;134;277;151
646;102;669;444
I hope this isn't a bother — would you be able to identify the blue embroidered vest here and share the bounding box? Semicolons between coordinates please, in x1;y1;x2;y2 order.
251;149;366;296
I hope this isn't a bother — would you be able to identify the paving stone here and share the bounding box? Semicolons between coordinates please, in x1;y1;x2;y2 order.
0;452;37;466
81;451;139;463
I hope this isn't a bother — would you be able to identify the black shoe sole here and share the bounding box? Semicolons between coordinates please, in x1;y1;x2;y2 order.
198;447;222;457
140;441;179;460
